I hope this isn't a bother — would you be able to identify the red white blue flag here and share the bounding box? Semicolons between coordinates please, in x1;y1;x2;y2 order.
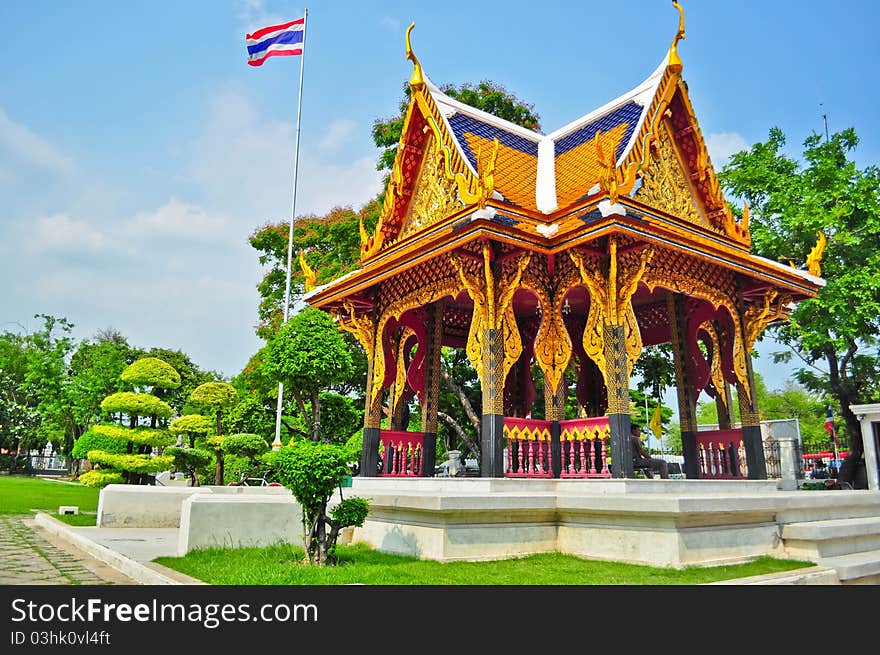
246;17;305;67
824;406;838;444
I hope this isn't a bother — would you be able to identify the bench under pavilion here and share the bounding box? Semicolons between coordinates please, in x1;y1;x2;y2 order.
303;4;824;482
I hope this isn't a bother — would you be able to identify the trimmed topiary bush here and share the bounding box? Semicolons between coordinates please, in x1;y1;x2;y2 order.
78;470;125;488
84;357;181;484
265;439;369;565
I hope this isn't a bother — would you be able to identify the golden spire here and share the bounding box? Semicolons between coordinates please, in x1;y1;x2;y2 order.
298;251;317;292
669;1;686;73
405;23;424;88
806;231;827;277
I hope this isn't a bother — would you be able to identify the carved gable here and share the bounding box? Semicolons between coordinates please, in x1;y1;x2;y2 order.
634;122;707;227
398;134;463;240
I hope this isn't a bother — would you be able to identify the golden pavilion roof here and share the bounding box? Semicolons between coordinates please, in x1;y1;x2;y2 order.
305;5;824;315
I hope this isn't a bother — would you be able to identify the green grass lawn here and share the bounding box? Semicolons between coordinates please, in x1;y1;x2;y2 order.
156;543;813;585
0;474;99;515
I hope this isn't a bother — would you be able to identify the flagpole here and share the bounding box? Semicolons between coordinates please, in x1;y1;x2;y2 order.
273;7;308;450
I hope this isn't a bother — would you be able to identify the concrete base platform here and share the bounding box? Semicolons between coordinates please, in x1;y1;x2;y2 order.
349;478;880;572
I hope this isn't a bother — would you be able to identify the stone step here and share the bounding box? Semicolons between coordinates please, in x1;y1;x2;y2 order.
817;549;880;584
781;516;880;559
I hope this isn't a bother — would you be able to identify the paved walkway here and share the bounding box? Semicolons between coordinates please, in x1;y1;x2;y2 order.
0;515;139;585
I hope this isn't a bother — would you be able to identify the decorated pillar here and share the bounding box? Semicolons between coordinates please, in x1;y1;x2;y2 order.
334;302;382;477
453;242;530;478
419;300;444;477
570;237;653;478
667;292;700;478
736;289;791;479
544;371;567;477
603;324;633;478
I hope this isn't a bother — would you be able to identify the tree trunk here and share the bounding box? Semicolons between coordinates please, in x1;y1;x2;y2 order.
311;389;321;442
438;411;480;460
291;389;311;439
215;451;224;486
440;366;481;433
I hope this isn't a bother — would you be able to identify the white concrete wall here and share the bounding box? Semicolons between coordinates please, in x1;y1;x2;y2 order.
178;495;303;554
97;485;210;528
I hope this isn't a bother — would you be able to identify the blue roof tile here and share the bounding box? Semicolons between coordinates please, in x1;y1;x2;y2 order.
447;114;538;171
554;101;644;161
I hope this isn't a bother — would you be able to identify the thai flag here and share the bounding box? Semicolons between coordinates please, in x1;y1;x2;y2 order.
824;406;838;444
246;17;305;67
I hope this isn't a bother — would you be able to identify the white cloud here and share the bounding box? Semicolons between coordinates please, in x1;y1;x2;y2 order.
380;16;402;32
319;119;357;153
0;107;75;184
238;0;288;36
705;131;749;167
123;199;233;243
185;87;382;219
28;213;106;254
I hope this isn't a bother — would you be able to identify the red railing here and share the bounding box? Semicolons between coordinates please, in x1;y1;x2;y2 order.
378;430;424;477
559;417;611;478
503;416;612;479
504;418;553;478
695;429;745;479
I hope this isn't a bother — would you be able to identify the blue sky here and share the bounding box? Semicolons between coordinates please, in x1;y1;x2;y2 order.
1;1;877;399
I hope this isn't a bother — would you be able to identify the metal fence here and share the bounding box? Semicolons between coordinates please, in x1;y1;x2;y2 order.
0;454;71;476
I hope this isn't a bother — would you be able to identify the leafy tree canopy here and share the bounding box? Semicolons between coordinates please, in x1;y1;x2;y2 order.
120;356;181;391
718;127;880;442
189;382;239;412
169;414;214;437
100;392;173;419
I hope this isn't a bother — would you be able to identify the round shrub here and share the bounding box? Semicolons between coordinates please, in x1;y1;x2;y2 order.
121;357;181;390
90;424;174;448
100;392;173;419
71;426;128;460
78;470;125;488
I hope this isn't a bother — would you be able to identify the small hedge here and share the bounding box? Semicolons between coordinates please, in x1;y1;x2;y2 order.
78;470;125;488
87;451;174;474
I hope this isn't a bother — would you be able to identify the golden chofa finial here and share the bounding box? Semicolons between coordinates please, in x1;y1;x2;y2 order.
806;230;827;277
669;1;686;73
298;251;318;292
405;23;424;88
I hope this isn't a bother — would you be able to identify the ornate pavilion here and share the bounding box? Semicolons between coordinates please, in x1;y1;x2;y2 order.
304;4;824;481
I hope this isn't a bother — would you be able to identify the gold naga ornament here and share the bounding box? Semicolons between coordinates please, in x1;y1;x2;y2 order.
452;244;530;385
569;238;654;387
806;231;827;276
298;251;318;292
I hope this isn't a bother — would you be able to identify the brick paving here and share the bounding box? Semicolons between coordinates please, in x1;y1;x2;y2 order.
0;515;138;585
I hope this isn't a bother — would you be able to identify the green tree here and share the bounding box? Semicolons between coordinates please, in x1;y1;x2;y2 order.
718;127;880;448
80;357;179;486
0;329;39;453
224;392;275;443
22;315;77;455
164;446;212;487
264;440;368;565
66;330;136;464
189;381;238;485
223;433;270;470
168;414;214;448
263;308;353;442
